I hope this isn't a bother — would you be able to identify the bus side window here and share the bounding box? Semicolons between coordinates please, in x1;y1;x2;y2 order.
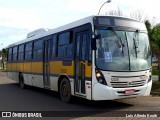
88;34;92;61
76;35;81;58
82;34;87;60
25;42;33;61
82;33;91;61
8;48;13;62
58;32;70;45
18;44;24;61
52;35;57;58
13;46;18;62
33;40;43;60
66;44;73;58
57;32;72;58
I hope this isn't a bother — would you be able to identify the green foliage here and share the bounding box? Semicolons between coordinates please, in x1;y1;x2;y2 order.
152;70;159;76
145;20;152;36
152;81;160;88
145;21;160;52
0;48;7;57
151;81;160;96
0;48;7;70
145;20;160;82
151;26;160;49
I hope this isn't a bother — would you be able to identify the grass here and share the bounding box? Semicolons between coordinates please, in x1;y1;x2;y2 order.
152;70;159;76
151;81;160;96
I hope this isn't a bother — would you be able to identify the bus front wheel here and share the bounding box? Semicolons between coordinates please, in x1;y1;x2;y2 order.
19;73;25;89
60;78;71;103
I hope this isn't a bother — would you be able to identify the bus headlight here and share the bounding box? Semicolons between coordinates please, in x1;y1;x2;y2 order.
148;69;152;83
96;70;107;85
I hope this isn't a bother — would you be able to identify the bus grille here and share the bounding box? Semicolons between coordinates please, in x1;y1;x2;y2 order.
111;80;146;88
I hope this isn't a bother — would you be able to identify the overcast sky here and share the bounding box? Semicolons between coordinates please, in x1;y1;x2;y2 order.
0;0;160;49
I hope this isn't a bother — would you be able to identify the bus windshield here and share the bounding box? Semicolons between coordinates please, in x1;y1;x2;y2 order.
96;29;151;71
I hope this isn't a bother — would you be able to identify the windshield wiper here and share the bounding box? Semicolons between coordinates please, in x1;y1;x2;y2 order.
133;30;140;58
133;38;138;58
108;27;125;57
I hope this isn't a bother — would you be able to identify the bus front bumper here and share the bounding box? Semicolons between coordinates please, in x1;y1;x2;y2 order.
92;80;152;100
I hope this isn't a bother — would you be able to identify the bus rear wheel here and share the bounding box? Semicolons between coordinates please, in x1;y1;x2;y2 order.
19;73;25;89
60;78;71;103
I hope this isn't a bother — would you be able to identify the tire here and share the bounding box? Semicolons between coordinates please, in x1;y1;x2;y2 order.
19;73;25;89
60;78;72;103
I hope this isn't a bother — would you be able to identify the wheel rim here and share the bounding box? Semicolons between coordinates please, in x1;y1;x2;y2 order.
61;81;69;98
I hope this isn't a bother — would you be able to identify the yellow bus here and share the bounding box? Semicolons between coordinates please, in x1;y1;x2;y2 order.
7;15;152;102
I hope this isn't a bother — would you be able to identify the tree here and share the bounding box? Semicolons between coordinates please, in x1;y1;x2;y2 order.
145;20;152;35
145;20;160;82
0;48;7;70
145;20;155;51
150;25;160;82
105;8;124;16
130;9;147;22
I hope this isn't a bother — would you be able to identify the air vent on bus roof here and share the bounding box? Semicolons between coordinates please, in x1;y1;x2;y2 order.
26;28;50;38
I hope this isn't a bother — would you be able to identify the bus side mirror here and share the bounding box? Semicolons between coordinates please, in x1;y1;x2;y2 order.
91;34;101;50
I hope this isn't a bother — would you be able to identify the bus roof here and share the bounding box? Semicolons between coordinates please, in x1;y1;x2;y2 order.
7;15;141;48
7;15;94;48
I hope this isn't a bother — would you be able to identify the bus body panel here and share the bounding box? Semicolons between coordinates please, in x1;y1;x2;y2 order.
7;72;13;80
23;74;32;86
91;63;152;100
31;74;44;88
92;80;152;100
7;63;13;79
12;72;19;82
49;61;74;76
50;76;59;91
144;81;152;96
31;62;43;73
7;22;93;100
17;63;24;72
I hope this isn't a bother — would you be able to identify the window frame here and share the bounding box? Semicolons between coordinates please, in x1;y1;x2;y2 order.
33;39;43;61
57;31;73;58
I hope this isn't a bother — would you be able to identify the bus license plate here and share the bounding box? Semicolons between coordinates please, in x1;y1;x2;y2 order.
125;89;135;94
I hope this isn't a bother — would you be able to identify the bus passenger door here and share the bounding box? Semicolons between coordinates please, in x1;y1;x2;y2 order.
43;40;51;88
75;32;88;95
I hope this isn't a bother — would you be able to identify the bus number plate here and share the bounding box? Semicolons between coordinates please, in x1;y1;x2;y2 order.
125;89;135;94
